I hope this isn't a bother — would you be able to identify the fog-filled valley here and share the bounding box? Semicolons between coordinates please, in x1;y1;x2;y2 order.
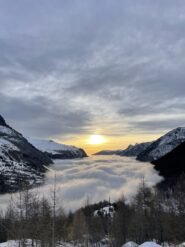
0;155;162;211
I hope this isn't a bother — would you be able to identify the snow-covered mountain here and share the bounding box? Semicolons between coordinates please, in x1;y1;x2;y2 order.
0;115;53;193
137;127;185;162
118;142;152;157
28;138;87;159
94;142;152;157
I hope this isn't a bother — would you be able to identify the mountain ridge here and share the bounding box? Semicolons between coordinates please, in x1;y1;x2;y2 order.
137;127;185;162
94;142;152;157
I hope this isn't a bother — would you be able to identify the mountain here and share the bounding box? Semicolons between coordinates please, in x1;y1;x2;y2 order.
94;150;120;155
94;142;152;157
0;115;53;193
137;127;185;162
118;142;152;157
152;141;185;179
28;138;87;159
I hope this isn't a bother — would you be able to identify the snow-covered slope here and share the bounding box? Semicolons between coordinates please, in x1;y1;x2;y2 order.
122;242;138;247
28;138;87;159
0;115;53;193
137;127;185;162
138;242;161;247
94;205;115;217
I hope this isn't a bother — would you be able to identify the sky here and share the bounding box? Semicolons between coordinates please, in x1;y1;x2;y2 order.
1;0;185;154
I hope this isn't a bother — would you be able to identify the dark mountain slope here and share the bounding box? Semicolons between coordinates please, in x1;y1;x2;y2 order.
0;115;53;193
152;141;185;178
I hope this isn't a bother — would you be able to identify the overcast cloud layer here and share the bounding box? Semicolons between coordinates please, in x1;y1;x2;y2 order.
0;0;185;139
0;156;163;211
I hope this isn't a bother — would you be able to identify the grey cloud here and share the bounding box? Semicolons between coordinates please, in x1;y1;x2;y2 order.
0;93;91;138
133;118;185;133
119;97;185;117
1;0;185;137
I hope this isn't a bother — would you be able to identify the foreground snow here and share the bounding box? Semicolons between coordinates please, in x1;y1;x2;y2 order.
122;241;138;247
139;242;161;247
0;240;73;247
1;240;185;247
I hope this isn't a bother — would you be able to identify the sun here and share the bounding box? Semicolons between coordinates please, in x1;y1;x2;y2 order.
88;134;107;145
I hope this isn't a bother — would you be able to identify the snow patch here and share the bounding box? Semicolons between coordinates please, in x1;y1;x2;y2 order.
122;242;138;247
94;205;115;217
138;242;161;247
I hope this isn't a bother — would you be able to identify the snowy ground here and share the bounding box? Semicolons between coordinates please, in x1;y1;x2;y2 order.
0;240;73;247
0;241;185;247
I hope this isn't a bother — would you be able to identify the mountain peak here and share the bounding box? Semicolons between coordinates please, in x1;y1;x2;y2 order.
0;115;7;126
169;126;185;132
127;144;134;149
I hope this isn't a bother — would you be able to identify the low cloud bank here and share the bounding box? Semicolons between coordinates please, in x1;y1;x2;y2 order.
0;156;163;211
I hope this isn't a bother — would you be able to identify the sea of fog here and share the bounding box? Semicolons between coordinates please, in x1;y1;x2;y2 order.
0;155;163;212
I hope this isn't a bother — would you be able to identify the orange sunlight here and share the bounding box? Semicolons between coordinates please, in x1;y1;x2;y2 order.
57;133;162;155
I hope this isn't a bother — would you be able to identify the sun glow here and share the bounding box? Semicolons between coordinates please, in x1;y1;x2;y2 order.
88;134;107;145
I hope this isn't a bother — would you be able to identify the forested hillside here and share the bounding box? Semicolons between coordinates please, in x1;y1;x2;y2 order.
0;176;184;246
